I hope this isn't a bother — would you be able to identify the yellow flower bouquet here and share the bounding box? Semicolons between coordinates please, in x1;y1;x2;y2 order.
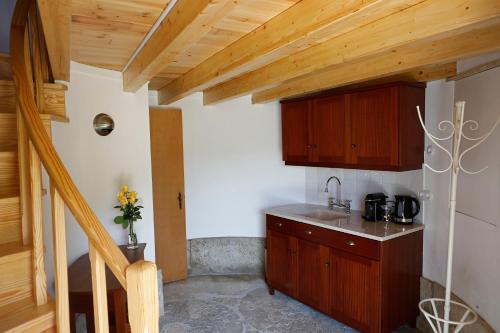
114;185;143;249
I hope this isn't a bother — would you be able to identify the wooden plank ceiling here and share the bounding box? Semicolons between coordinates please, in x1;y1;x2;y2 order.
70;0;299;86
71;0;172;71
69;0;500;104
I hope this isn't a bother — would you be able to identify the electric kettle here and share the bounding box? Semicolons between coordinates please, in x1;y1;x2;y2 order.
394;195;420;224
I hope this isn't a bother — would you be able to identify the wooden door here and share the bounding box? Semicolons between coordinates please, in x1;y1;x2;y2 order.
330;250;380;332
310;95;350;165
349;87;399;168
281;100;311;163
297;238;330;313
149;107;188;283
267;230;298;297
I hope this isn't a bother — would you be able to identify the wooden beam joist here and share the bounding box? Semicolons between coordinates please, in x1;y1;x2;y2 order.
251;23;500;103
203;0;500;105
299;62;458;93
123;0;238;92
157;0;425;105
37;0;71;81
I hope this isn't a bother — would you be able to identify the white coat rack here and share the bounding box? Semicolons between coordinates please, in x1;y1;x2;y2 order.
417;101;500;333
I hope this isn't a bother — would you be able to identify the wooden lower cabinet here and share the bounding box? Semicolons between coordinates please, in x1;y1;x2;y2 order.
266;215;423;333
330;250;380;332
266;229;298;297
297;239;330;313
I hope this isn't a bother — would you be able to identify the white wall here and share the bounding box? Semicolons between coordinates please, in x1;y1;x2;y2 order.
153;92;306;239
305;168;422;214
423;52;500;331
43;62;155;289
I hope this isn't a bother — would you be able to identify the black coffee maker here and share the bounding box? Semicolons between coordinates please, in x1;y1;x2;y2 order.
394;195;420;224
362;193;387;221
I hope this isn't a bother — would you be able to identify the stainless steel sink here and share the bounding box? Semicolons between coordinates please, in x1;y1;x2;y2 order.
300;210;348;221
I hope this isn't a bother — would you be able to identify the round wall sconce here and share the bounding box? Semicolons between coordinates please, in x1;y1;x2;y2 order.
93;113;114;136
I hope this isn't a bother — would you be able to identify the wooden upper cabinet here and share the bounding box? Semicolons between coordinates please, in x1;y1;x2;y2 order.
311;95;349;165
280;82;425;171
349;87;399;168
281;99;311;163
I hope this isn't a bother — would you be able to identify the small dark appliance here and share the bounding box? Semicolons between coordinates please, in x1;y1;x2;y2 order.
362;193;387;221
394;195;420;224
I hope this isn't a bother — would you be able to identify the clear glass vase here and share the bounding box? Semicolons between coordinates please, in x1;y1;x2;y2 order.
127;220;139;249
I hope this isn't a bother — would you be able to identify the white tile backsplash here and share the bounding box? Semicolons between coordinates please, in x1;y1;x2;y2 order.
305;167;423;213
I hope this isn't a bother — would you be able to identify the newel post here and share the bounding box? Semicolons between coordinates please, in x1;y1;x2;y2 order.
126;261;159;333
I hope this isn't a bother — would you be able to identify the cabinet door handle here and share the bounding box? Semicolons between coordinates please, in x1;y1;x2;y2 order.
325;262;330;268
305;230;312;235
346;240;356;246
275;222;283;227
351;144;357;149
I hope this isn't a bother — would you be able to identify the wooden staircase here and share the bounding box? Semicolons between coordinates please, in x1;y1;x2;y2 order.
0;55;55;333
1;0;160;331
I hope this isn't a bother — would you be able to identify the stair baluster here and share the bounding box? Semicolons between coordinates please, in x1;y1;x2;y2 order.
8;0;160;331
51;186;70;332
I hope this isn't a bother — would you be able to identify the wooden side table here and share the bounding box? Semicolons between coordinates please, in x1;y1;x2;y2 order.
68;243;146;333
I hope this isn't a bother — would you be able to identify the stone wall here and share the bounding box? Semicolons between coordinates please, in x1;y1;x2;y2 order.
187;237;265;276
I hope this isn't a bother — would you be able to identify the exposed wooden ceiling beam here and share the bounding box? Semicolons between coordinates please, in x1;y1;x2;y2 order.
157;0;424;105
37;0;71;81
303;62;458;92
122;0;238;92
203;0;500;105
251;23;500;103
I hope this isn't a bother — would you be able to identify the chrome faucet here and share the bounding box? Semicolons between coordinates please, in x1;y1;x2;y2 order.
324;176;351;214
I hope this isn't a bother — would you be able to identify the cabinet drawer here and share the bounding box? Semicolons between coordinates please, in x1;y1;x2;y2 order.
329;230;380;260
267;215;295;234
268;216;380;260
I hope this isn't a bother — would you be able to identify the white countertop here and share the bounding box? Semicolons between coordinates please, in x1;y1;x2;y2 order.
264;204;424;241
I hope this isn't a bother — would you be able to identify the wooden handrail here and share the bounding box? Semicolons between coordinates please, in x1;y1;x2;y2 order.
10;0;130;288
11;2;159;331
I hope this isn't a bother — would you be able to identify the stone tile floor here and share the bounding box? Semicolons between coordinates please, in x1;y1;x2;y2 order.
161;275;420;333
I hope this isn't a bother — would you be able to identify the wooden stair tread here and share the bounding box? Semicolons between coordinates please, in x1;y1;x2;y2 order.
0;80;67;120
0;297;33;318
0;113;17;150
0;242;30;263
0;53;11;81
0;144;17;152
0;151;19;198
0;196;21;245
0;151;17;157
0;299;55;333
0;80;15;114
0;239;31;308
